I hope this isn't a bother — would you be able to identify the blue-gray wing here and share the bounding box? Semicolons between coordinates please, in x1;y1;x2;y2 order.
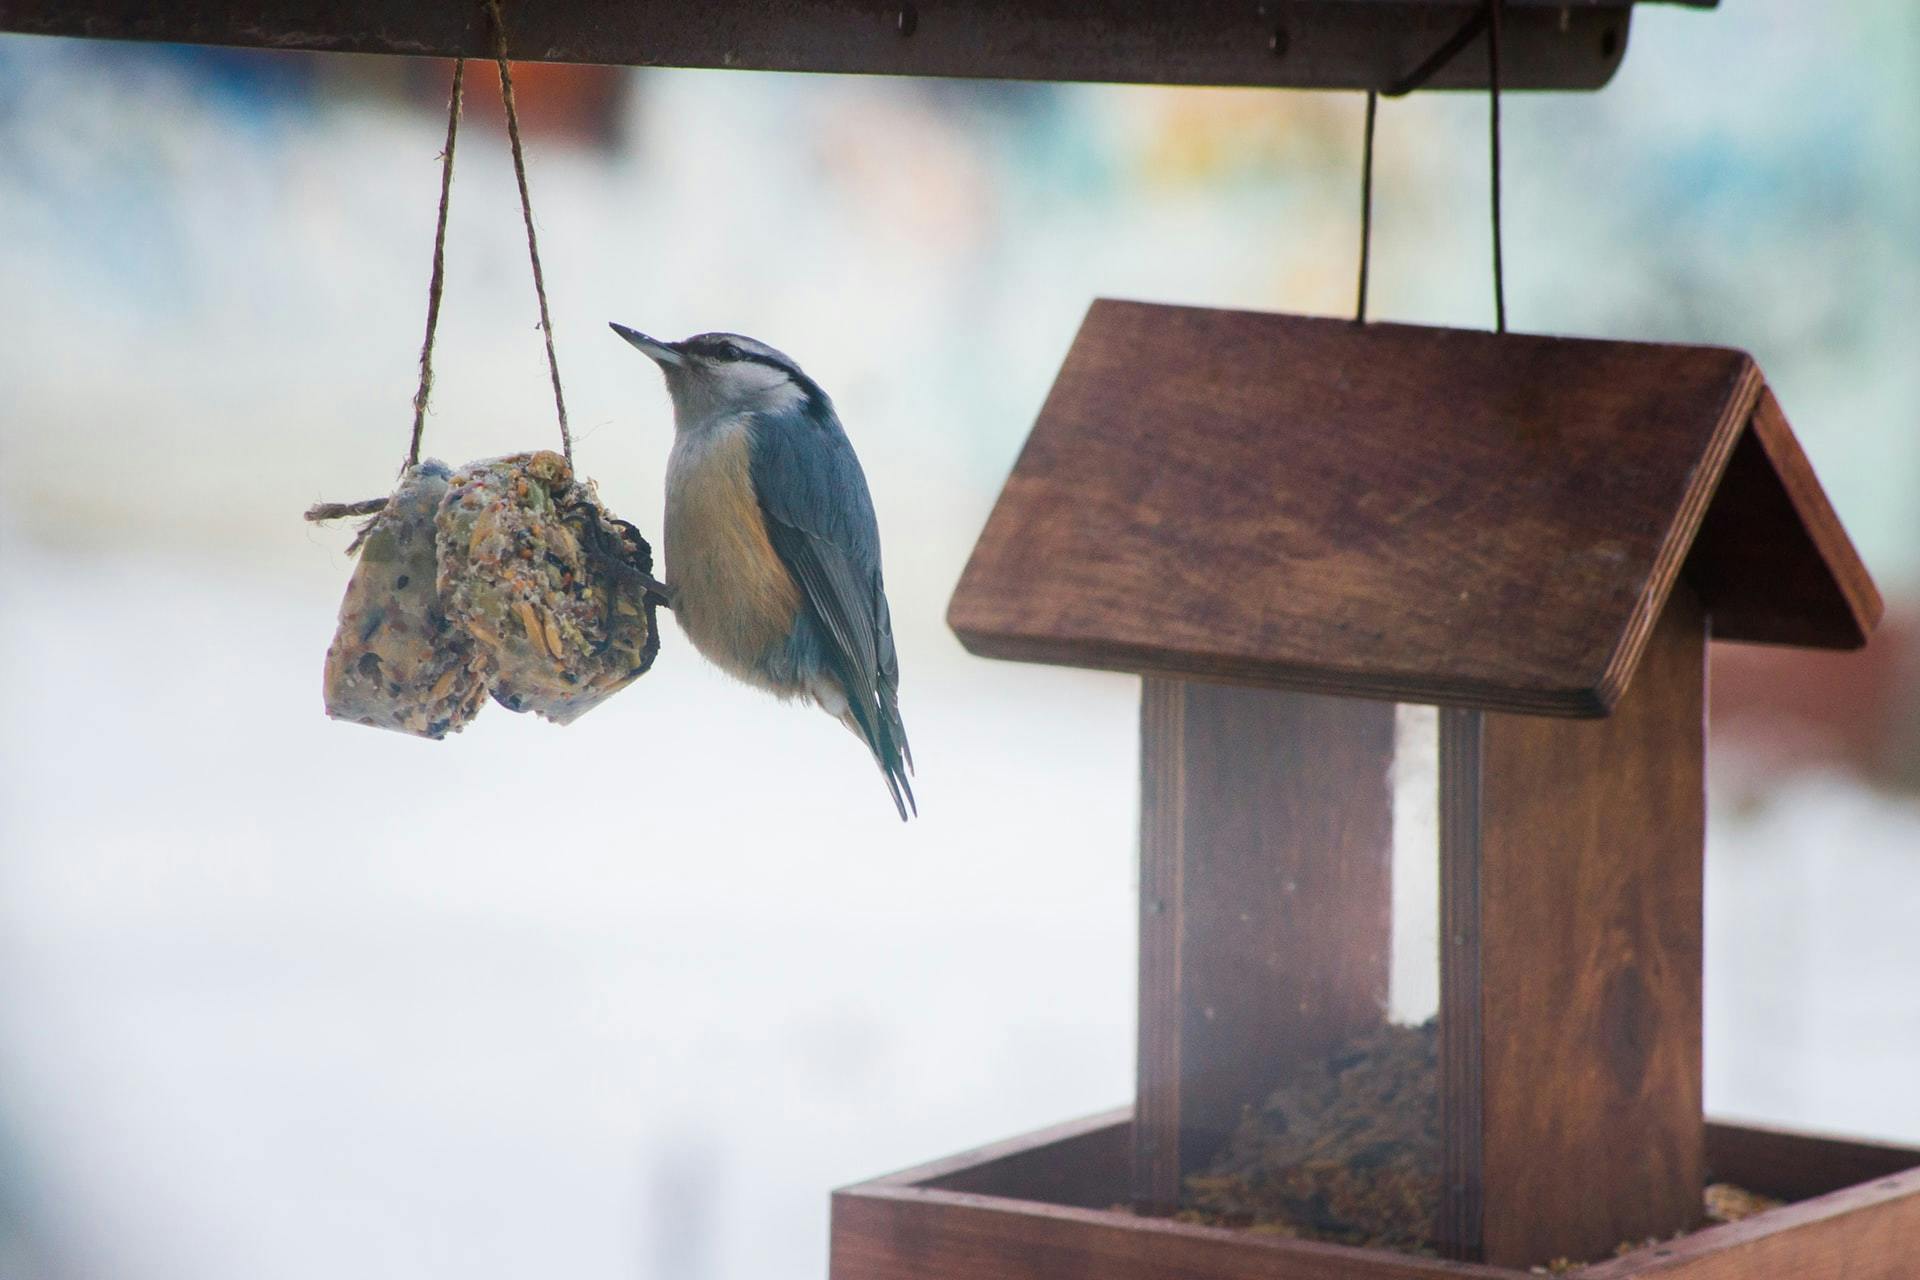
749;404;914;819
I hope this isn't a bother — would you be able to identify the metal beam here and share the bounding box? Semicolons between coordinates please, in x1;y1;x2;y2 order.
0;0;1687;90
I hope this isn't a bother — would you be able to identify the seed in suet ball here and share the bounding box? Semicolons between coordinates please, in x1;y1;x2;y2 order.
322;460;492;739
434;451;661;724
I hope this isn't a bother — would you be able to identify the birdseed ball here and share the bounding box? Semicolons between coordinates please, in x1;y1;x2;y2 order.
322;460;492;739
435;450;659;725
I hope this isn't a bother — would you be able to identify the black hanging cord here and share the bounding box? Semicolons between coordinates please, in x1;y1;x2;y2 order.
1384;5;1491;97
1487;0;1507;333
1355;91;1378;324
1357;0;1509;333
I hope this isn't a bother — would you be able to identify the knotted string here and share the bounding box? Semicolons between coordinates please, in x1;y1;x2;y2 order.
409;56;466;470
304;59;466;526
308;0;572;527
486;0;572;464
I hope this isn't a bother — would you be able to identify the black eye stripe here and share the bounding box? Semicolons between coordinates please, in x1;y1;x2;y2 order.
718;346;778;371
687;336;809;383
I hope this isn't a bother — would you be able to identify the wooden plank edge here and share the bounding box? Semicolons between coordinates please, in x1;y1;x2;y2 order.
1744;388;1884;646
946;625;1614;718
848;1112;1919;1199
838;1107;1132;1191
834;1112;1920;1280
1437;708;1486;1261
1705;1119;1920;1202
831;1182;1527;1280
1579;1164;1920;1278
1135;679;1187;1212
1590;354;1762;713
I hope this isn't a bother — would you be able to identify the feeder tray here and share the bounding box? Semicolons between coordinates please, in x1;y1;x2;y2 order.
436;450;661;725
322;459;491;739
1179;1019;1785;1258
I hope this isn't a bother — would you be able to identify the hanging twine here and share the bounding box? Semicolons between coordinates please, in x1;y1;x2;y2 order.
410;56;466;470
486;0;572;464
305;60;466;525
308;0;571;528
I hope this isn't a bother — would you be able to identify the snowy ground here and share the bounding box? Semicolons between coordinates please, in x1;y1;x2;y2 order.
0;547;1140;1280
2;548;1917;1280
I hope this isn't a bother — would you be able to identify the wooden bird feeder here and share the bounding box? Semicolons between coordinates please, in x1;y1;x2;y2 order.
831;303;1920;1279
9;1;1908;1274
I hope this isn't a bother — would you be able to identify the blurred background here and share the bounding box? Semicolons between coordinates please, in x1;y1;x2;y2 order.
1;3;1916;1276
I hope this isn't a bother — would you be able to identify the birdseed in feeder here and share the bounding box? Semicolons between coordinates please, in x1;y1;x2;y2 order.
1182;1019;1442;1252
322;460;492;739
1182;1021;1788;1264
1704;1182;1782;1224
435;450;660;724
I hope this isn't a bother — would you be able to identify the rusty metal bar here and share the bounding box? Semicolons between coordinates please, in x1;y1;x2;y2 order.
0;0;1703;91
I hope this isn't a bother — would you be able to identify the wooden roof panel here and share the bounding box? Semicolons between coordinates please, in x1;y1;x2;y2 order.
948;302;1876;716
1682;389;1882;649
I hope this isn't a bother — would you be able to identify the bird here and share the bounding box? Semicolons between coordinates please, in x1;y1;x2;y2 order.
610;324;915;820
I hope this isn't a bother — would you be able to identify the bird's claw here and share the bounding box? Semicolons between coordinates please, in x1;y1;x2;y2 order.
584;545;673;608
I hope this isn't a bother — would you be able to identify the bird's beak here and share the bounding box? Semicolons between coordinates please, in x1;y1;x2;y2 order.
610;322;684;367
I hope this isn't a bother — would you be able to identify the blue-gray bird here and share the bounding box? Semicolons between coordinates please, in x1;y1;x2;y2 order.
610;324;915;820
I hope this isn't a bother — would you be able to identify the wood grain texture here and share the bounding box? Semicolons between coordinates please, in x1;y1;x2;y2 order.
0;1;1651;90
1589;1166;1920;1280
1703;1120;1920;1204
949;302;1877;714
832;1114;1920;1280
1136;681;1395;1211
1437;708;1485;1261
1439;589;1708;1267
1685;389;1883;649
916;1109;1131;1208
1135;678;1188;1211
832;1186;1525;1280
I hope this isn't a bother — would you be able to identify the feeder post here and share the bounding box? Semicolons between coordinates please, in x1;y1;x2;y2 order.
1437;587;1707;1265
1134;681;1396;1211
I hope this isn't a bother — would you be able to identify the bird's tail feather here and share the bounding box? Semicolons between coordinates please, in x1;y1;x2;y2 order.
840;691;915;822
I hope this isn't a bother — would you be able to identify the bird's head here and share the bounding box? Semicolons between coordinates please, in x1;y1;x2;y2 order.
611;325;822;430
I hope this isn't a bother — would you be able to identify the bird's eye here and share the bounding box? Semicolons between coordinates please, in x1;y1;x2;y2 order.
716;342;742;362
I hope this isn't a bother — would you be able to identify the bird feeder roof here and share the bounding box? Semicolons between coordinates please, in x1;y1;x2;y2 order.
948;301;1880;716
